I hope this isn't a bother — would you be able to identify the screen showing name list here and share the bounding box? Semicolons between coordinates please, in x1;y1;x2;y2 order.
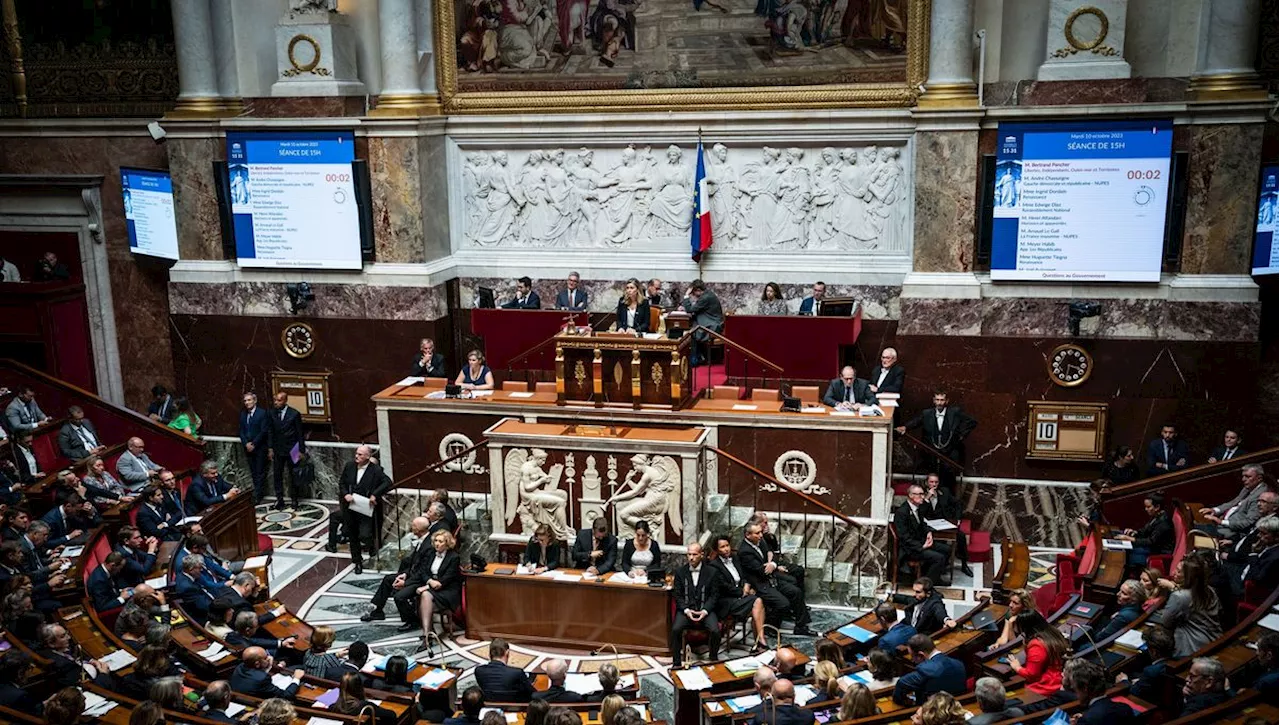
121;168;179;261
1252;163;1278;276
226;130;361;270
991;120;1174;282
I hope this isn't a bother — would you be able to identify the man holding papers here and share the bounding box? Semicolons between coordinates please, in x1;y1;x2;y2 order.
329;445;390;574
229;646;304;700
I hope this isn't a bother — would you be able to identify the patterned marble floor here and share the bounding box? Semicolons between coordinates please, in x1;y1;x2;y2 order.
261;500;1069;722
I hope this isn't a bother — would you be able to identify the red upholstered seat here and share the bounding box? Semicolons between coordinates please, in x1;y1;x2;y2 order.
968;529;992;564
30;432;62;472
1148;507;1188;577
257;533;274;554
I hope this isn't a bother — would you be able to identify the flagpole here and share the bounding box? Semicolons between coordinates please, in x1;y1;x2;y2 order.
696;127;703;279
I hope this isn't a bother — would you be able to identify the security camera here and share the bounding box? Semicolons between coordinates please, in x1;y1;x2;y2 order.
147;121;167;144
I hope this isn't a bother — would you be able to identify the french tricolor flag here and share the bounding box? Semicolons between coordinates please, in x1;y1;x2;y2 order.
690;139;713;262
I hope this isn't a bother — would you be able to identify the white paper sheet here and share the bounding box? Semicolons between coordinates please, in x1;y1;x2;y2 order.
224;703;247;717
271;673;297;690
674;667;713;690
305;718;345;725
608;572;634;584
755;649;776;665
350;494;375;517
926;519;958;532
1102;539;1133;550
793;684;819;706
564;672;600;694
801;406;827;413
396;376;426;386
414;668;456;689
828;409;858;417
1259;613;1279;632
508;391;536;398
61;546;85;558
180;516;202;525
858;405;885;417
1114;628;1147;650
100;649;137;672
731;404;759;411
145;575;168;589
244;554;270;569
197;642;227;661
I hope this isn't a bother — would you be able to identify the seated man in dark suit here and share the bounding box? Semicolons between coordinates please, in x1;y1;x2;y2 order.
1180;656;1233;717
891;634;966;707
868;347;906;396
444;686;486;725
749;679;815;725
797;281;825;316
1207;429;1246;463
87;552;135;612
363;516;431;622
0;651;37;715
229;646;303;700
37;622;113;688
175;553;220;623
822;365;875;410
1070;659;1137;725
554;271;589;311
669;542;723;667
200;680;239;724
881;577;954;652
429;489;459;532
411;338;447;378
115;525;159;587
1076;579;1144;649
216;571;282;625
539;658;583;702
225;610;297;657
473;637;533;702
40;493;92;549
738;522;813;636
1251;631;1278;694
1125;625;1176;706
11;433;45;484
57;406;106;461
186;460;240;515
501;276;541;309
968;677;1025;725
178;534;240;591
1241;515;1279;594
1146;424;1189;475
136;484;183;541
323;640;369;681
571;517;618;575
893;484;952;583
1112;494;1174;569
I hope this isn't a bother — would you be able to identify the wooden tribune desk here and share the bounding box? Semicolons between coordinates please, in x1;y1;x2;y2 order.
465;563;671;654
554;332;693;409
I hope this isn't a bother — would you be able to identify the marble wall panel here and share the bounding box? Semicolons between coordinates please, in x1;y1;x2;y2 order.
897;299;983;336
960;480;1093;548
368;136;428;264
912;131;978;273
892;334;1270;482
201;437;362;501
1181;123;1266;275
419;135;452;261
169;281;448;321
458;277;903;320
169;314;451;440
0;135;175;412
167;136;225;262
716;425;875;518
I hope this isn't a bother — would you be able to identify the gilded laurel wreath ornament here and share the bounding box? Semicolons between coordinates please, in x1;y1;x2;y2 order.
1052;6;1118;57
284;34;332;77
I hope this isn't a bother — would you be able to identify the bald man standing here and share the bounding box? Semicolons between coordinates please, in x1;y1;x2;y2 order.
670;543;723;666
327;445;390;574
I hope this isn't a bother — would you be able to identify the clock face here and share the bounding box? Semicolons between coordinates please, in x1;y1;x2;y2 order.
282;323;315;359
1049;344;1092;387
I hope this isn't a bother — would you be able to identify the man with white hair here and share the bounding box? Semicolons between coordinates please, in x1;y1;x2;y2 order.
1179;657;1231;717
328;444;389;574
362;517;433;622
426;502;452;537
1239;515;1278;593
1222;495;1278;585
868;347;905;396
539;658;583;702
116;437;161;490
970;677;1024;725
1198;464;1268;539
430;488;459;531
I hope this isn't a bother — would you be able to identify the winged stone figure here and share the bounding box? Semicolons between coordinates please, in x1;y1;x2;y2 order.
503;447;572;540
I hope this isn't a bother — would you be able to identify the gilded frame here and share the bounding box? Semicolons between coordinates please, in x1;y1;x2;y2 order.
434;0;931;113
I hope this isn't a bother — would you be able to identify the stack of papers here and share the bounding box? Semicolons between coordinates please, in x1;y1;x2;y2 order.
840;670;876;688
396;376;427;386
244;554;270;568
62;546;85;558
793;684;820;706
313;688;341;707
224;703;248;717
270;673;297;690
81;690;117;718
756;649;776;666
1103;539;1133;550
363;654;392;672
414;668;456;690
724;655;761;676
674;668;713;690
608;572;634;584
926;519;958;532
724;694;762;712
100;649;137;672
858;405;885;417
1113;629;1147;651
837;623;877;642
145;575;168;589
196;642;228;662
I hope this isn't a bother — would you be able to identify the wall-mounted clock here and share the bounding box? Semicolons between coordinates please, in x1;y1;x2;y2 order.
1048;343;1092;387
282;322;316;359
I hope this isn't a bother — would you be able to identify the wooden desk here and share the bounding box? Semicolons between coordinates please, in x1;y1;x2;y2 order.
993;539;1030;593
200;490;261;563
671;647;810;725
554;332;693;409
824;606;895;651
1086;526;1126;600
465;563;671;653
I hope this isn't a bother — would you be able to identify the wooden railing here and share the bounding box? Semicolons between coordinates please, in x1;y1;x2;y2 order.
1100;447;1278;525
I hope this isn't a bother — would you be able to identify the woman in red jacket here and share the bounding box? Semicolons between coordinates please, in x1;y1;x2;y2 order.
1011;610;1069;695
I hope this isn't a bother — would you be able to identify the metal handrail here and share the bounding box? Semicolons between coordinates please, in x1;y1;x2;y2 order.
708;445;857;526
689;325;784;374
1100;446;1279;502
391;438;490;489
896;429;966;473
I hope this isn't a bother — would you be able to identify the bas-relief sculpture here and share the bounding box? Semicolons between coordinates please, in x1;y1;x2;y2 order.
459;142;909;253
501;447;683;542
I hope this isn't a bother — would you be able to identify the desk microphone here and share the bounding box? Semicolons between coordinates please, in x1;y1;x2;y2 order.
1065;622;1104;666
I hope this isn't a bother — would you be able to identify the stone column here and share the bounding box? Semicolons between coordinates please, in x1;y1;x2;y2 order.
1188;0;1266;100
170;0;226;115
208;0;243;111
372;0;438;115
917;0;977;108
